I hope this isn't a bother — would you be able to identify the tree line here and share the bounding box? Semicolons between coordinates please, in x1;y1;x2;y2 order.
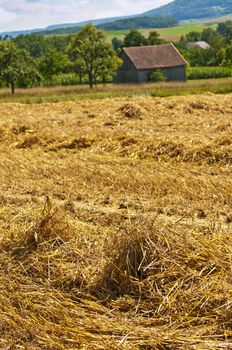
112;22;232;67
177;22;232;67
97;16;178;31
0;24;167;94
0;21;231;94
0;24;123;93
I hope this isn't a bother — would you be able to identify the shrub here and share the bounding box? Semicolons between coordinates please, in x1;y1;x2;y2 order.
150;69;166;82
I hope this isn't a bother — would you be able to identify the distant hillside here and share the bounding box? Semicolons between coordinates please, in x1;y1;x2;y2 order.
0;16;133;38
144;0;232;21
36;17;178;36
0;28;44;38
97;16;178;31
37;26;81;36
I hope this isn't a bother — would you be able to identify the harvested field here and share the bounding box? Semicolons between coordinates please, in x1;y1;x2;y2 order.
0;93;232;349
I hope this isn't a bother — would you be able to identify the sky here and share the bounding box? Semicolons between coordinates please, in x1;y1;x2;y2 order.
0;0;171;32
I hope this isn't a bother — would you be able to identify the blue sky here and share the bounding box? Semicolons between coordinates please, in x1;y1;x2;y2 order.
0;0;171;31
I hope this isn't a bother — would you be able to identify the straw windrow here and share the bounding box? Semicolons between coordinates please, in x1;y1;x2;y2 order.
0;93;232;349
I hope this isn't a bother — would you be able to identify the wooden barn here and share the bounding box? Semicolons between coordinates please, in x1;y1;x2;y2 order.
114;43;187;83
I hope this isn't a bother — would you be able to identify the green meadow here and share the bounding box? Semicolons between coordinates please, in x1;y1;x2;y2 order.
106;22;217;42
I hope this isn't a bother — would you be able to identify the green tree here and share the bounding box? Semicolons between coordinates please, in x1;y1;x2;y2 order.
14;34;48;58
123;29;147;47
186;31;202;42
14;34;72;58
224;45;232;66
68;24;121;88
98;51;122;85
201;28;224;49
147;31;164;45
112;37;123;52
0;41;40;94
38;49;70;82
217;21;232;43
185;46;219;67
72;57;86;84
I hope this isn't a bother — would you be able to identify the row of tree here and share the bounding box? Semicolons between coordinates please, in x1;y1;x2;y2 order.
112;29;164;51
0;24;123;93
0;21;231;93
111;22;232;67
0;25;167;93
177;22;232;67
97;16;178;31
115;22;232;67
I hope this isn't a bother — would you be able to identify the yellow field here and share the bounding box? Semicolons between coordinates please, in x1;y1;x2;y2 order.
0;93;232;349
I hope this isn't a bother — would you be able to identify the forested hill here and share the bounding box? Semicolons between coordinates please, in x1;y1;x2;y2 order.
144;0;232;21
97;17;178;31
36;17;178;35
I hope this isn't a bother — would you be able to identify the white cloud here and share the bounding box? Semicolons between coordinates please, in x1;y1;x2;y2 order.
0;0;171;32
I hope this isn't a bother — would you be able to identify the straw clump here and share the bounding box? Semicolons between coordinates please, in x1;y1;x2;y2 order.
94;224;232;324
118;102;145;119
1;206;232;349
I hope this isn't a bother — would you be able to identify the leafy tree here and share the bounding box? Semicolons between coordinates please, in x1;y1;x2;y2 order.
0;41;40;94
68;24;121;88
123;29;147;47
14;34;48;58
112;37;123;52
46;35;72;52
123;29;165;48
98;50;122;84
147;31;164;45
224;45;232;66
215;47;226;64
186;31;202;42
38;49;70;82
14;34;72;58
175;35;189;51
201;28;224;49
184;45;223;67
217;21;232;43
72;57;86;84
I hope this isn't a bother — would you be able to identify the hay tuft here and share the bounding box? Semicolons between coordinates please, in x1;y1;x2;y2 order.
118;102;145;119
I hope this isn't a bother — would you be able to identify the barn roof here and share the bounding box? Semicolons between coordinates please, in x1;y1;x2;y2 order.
188;41;211;49
123;43;187;70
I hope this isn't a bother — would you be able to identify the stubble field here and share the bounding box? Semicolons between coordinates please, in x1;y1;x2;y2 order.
0;93;232;349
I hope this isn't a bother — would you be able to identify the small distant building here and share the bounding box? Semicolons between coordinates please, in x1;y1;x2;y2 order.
187;41;211;50
114;43;187;84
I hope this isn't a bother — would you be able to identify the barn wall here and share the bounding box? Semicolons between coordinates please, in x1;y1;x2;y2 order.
164;66;186;81
114;70;140;83
114;52;140;83
137;67;186;82
137;70;152;83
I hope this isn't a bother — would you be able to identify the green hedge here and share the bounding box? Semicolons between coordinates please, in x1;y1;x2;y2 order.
187;67;232;80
